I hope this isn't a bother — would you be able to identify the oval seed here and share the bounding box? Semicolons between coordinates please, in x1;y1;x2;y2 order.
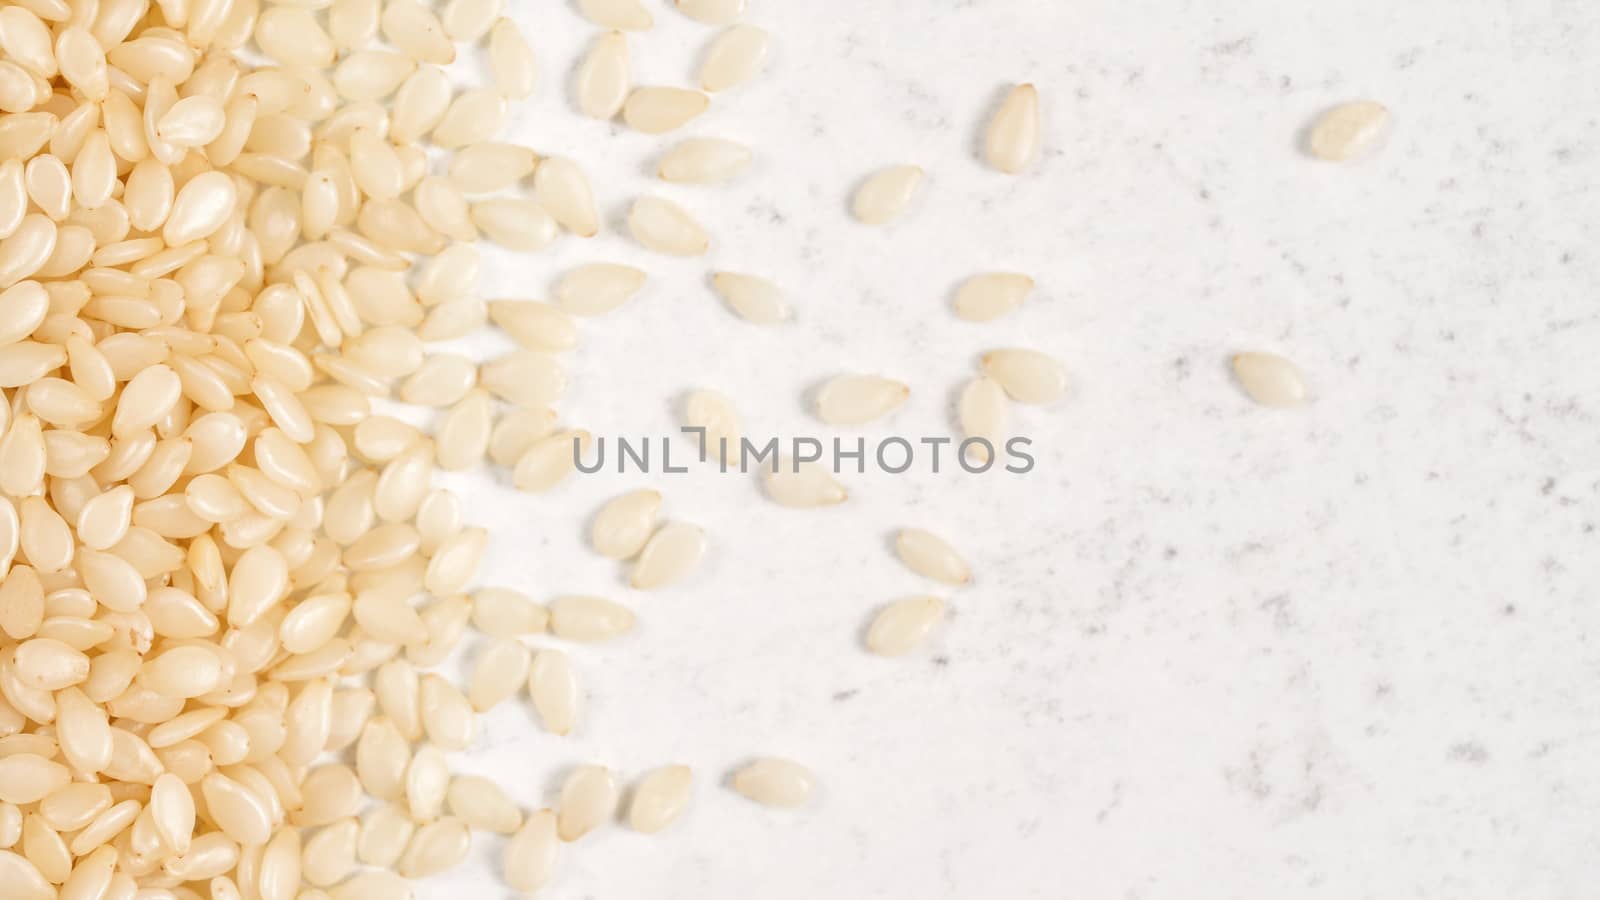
684;390;741;463
579;0;652;30
852;165;924;224
302;817;359;887
591;489;661;560
468;639;530;712
954;272;1034;322
815;374;910;425
472;587;549;635
1308;100;1390;161
575;32;630;120
701;26;769;92
958;376;1008;462
527;650;578;736
982;348;1068;404
867;596;946;656
488;301;577;352
630;523;707;590
419;674;475;750
1231;352;1308;407
504;809;559;892
489;18;537;99
397;816;470;879
628;765;692;833
678;0;744;22
764;463;848;508
470;198;559;252
446;775;521;833
557;263;646;316
985;83;1041;174
733;759;814;808
357;803;414;869
628;196;708;256
622;87;709;134
549;596;636;642
534;158;599;238
659;138;753;184
390;735;435;815
557;765;617;841
711;271;789;323
329;871;412;900
895;529;971;585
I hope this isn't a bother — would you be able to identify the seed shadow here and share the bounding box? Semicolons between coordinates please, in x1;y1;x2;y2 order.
969;84;1016;163
602;199;634;239
797;376;834;420
856;604;885;652
1292;107;1331;157
944;379;968;436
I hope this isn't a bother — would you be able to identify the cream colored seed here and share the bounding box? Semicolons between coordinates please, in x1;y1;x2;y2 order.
590;489;662;560
628;196;709;255
733;759;815;808
549;596;636;642
629;765;693;833
765;463;849;508
504;809;560;891
472;587;549;635
404;744;448;821
392;66;453;146
576;32;631;120
557;765;617;842
985;83;1041;174
302;817;359;887
468;638;530;712
489;18;537;99
489;408;559;468
815;374;910;425
659;138;753;184
449;142;538;195
447;775;521;834
867;596;947;656
954;272;1034;322
623;87;710;134
398;816;470;879
471;198;559;252
527;649;579;736
580;0;653;30
381;0;455;66
895;529;972;585
558;263;647;316
329;870;412;900
958;376;1009;462
433;89;506;149
1231;352;1308;407
684;389;741;463
534;158;599;238
852;165;924;224
982;348;1068;404
1309;100;1390;161
711;271;790;323
488;301;578;352
333;50;416;102
701;26;770;92
631;522;708;590
357;803;415;869
444;0;502;42
678;0;744;23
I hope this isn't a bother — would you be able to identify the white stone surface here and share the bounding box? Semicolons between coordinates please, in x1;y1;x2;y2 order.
426;1;1600;897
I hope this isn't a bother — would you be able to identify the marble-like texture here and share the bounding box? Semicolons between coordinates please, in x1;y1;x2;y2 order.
426;1;1600;897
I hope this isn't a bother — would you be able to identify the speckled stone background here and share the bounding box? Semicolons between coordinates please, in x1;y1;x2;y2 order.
426;1;1600;897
